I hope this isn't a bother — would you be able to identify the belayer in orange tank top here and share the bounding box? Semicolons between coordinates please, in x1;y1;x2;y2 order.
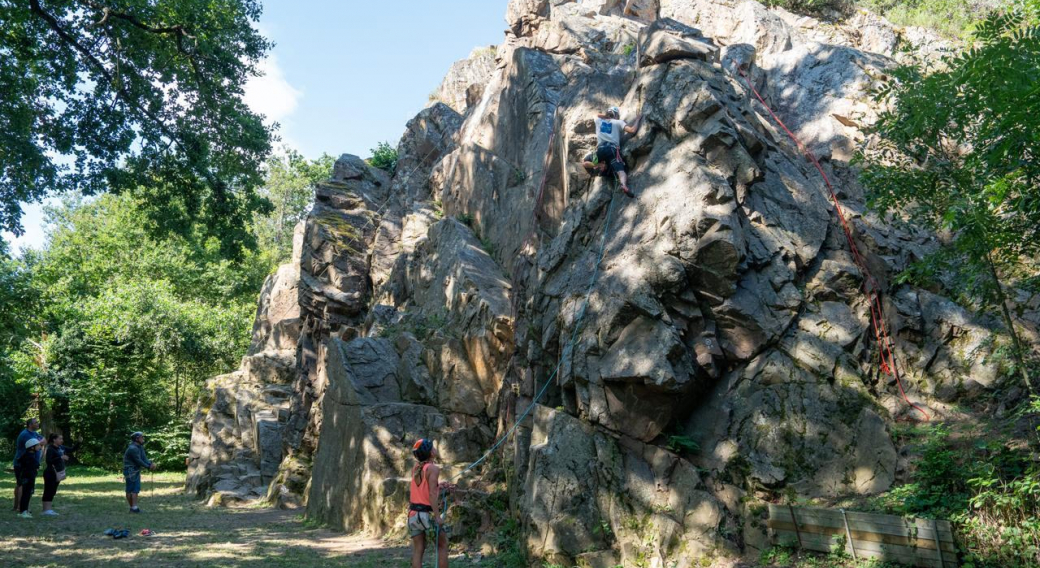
408;438;453;568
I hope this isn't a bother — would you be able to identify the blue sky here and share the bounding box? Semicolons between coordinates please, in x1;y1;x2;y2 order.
3;0;506;254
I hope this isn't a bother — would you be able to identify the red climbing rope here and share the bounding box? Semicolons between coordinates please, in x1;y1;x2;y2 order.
738;68;930;421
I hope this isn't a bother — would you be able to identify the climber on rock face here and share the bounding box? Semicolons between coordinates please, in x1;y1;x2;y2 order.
583;105;642;198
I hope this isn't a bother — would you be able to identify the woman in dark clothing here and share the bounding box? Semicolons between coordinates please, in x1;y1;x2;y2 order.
17;438;41;517
42;433;68;516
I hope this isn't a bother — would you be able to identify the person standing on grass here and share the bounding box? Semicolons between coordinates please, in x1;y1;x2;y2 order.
12;418;44;513
123;432;156;513
17;438;42;518
408;438;454;568
41;433;69;516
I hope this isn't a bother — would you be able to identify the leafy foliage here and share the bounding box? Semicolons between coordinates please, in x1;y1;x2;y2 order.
146;420;192;471
252;149;334;266
860;0;999;37
14;193;267;467
858;1;1040;391
666;434;700;455
763;0;853;14
0;246;37;443
367;141;399;173
0;0;275;256
871;422;1040;568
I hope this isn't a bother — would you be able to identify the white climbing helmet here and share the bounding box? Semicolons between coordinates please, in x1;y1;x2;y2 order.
607;106;621;118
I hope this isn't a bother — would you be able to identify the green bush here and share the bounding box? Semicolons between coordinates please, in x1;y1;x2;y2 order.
367;141;398;173
146;421;192;471
871;420;1040;568
763;0;853;14
859;0;995;37
666;434;700;455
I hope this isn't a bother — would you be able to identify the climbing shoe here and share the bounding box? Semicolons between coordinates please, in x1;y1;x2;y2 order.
620;185;635;198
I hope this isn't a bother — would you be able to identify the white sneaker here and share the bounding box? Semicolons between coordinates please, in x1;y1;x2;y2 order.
18;511;32;518
42;510;58;516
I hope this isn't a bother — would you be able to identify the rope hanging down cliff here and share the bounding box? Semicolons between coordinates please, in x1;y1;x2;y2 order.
451;182;621;486
736;68;929;421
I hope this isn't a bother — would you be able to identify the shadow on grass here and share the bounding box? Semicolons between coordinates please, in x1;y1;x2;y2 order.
0;470;412;568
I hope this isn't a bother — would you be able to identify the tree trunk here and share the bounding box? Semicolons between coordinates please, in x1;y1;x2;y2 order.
987;252;1033;395
175;372;182;418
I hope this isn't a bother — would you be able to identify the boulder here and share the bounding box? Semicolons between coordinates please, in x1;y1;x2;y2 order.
431;47;499;114
636;18;716;67
188;4;1006;567
306;336;492;533
522;406;725;565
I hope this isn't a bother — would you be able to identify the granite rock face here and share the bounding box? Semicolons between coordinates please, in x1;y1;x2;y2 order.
190;2;1011;566
186;262;299;504
431;46;499;114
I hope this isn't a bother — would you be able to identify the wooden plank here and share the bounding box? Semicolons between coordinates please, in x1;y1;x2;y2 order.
770;504;955;540
775;530;956;568
769;504;955;543
768;520;957;553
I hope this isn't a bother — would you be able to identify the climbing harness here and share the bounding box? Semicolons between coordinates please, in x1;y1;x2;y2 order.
737;68;929;420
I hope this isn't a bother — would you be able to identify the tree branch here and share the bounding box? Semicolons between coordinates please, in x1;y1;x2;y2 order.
30;0;177;144
79;0;195;38
78;1;211;99
29;0;221;190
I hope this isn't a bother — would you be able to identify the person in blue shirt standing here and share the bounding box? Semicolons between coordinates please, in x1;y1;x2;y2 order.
123;432;156;513
12;418;44;512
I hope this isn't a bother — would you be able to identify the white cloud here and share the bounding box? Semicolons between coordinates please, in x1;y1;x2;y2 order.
244;55;302;127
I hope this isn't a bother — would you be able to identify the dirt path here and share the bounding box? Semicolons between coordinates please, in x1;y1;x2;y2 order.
0;468;418;567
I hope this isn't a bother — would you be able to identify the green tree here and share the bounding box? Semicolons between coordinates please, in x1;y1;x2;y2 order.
20;193;266;466
0;244;37;444
252;149;334;266
367;141;399;173
0;0;274;256
859;0;1040;392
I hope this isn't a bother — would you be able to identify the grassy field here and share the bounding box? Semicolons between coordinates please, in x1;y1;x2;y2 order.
0;466;412;568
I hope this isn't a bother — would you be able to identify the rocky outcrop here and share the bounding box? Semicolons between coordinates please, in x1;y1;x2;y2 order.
431;46;499;114
190;1;1011;566
186;262;300;504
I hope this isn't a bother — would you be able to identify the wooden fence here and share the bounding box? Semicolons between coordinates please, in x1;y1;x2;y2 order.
768;504;957;568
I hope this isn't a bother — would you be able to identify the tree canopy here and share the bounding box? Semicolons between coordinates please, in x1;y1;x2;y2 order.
0;0;275;256
860;0;1040;389
0;150;331;466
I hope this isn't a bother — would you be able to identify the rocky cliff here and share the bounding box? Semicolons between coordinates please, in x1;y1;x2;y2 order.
188;1;1026;566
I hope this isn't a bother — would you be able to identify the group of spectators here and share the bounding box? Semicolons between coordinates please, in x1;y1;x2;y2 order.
11;418;157;518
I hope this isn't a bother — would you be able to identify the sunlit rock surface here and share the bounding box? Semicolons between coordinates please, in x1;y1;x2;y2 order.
189;2;1012;565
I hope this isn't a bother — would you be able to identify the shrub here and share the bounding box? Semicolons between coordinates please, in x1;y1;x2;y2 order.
666;434;700;455
147;420;192;471
367;141;398;173
763;0;853;15
872;420;1040;568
